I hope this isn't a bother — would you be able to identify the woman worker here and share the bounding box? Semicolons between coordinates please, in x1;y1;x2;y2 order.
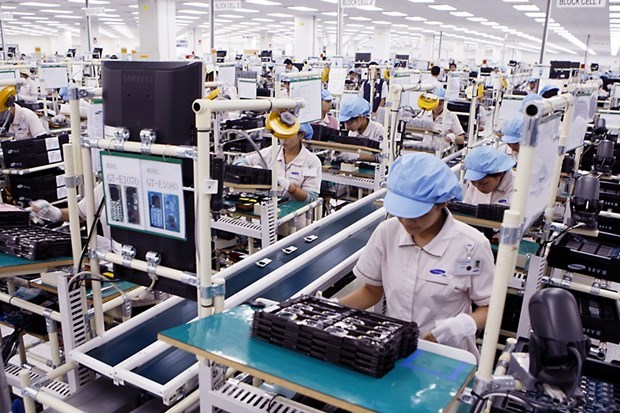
235;123;322;205
338;97;385;162
317;89;338;130
463;146;516;205
500;115;524;162
339;153;495;356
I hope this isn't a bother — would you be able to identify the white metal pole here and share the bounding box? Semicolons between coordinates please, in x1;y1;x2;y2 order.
33;390;85;413
62;144;83;272
81;145;104;335
20;371;36;413
69;88;84;182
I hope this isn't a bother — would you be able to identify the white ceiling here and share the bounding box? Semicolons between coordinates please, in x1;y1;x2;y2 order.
0;0;615;57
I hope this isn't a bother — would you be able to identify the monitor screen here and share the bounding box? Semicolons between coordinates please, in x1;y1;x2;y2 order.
216;50;227;57
355;52;371;62
67;48;76;58
101;60;203;300
260;50;272;58
93;47;103;58
395;54;409;60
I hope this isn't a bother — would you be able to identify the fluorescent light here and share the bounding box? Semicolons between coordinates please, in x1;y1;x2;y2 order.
183;2;209;7
513;4;539;10
176;15;199;20
503;0;528;2
41;9;70;13
350;16;371;21
525;12;546;17
252;17;274;21
383;11;407;16
405;16;426;21
55;15;82;19
428;4;456;11
480;21;499;26
467;17;487;22
611;5;620;11
288;6;317;11
267;12;292;17
218;14;243;18
178;9;208;14
450;11;473;17
374;20;391;25
236;8;260;13
423;20;443;25
20;2;59;6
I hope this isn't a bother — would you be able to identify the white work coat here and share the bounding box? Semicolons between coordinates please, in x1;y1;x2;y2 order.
19;78;38;103
244;145;322;201
463;170;516;206
10;104;46;140
420;109;464;146
353;212;494;355
349;119;385;142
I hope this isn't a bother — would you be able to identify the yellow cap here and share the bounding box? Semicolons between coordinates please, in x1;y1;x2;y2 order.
266;111;300;139
418;93;439;111
0;87;16;112
383;68;390;80
206;89;220;100
321;67;330;83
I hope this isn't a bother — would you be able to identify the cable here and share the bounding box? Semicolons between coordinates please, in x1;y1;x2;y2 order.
76;196;105;272
219;129;270;169
538;222;585;257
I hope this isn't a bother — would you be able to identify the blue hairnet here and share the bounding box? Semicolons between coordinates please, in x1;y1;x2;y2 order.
321;89;334;101
527;77;538;83
519;93;542;113
434;86;446;100
298;123;314;139
502;116;524;144
339;97;371;122
540;84;560;98
384;153;462;218
464;146;516;181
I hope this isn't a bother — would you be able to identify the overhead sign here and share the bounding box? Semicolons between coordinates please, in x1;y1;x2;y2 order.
341;0;376;8
214;1;241;10
85;7;106;16
0;12;14;20
556;0;605;8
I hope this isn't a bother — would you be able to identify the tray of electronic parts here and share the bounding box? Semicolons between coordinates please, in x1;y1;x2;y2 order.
565;288;620;344
224;164;272;186
8;168;65;192
599;180;620;213
311;124;341;142
0;205;29;228
0;226;72;260
251;295;418;378
547;232;620;282
1;134;69;169
448;201;509;222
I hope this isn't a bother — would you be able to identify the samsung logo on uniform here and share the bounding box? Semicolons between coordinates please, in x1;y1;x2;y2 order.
430;269;445;275
123;74;154;84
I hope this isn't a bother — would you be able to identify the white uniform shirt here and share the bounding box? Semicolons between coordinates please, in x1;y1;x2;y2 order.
353;212;494;353
19;78;38;103
244;145;322;200
10;104;46;140
358;79;389;101
349;119;385;142
463;170;516;205
498;144;519;162
286;66;299;73
420;109;464;146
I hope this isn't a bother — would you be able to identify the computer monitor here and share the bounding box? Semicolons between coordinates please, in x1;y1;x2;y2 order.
67;48;76;58
216;50;227;57
93;47;103;59
395;54;409;61
101;60;203;300
355;52;371;63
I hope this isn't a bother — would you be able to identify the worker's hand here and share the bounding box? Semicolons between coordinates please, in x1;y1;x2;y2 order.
30;199;62;223
444;133;456;144
430;313;477;347
338;152;360;163
277;177;291;192
422;332;438;343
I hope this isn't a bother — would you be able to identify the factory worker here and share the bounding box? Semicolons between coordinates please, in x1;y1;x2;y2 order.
448;62;457;72
420;88;465;146
463;146;516;205
283;58;299;74
317;89;338;130
345;69;360;90
339;153;494;356
525;77;538;94
0;86;46;140
540;84;560;99
338;97;385;162
499;115;524;162
18;70;38;103
429;65;443;91
358;62;388;115
30;184;113;251
236;123;322;204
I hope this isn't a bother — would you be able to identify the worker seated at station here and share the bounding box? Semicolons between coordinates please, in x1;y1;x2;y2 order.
18;69;39;104
234;123;322;206
463;146;516;206
338;97;385;163
500;115;524;162
314;89;338;130
0;86;47;140
419;87;465;147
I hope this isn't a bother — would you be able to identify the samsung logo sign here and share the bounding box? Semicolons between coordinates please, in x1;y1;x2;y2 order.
567;264;586;271
123;74;153;84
